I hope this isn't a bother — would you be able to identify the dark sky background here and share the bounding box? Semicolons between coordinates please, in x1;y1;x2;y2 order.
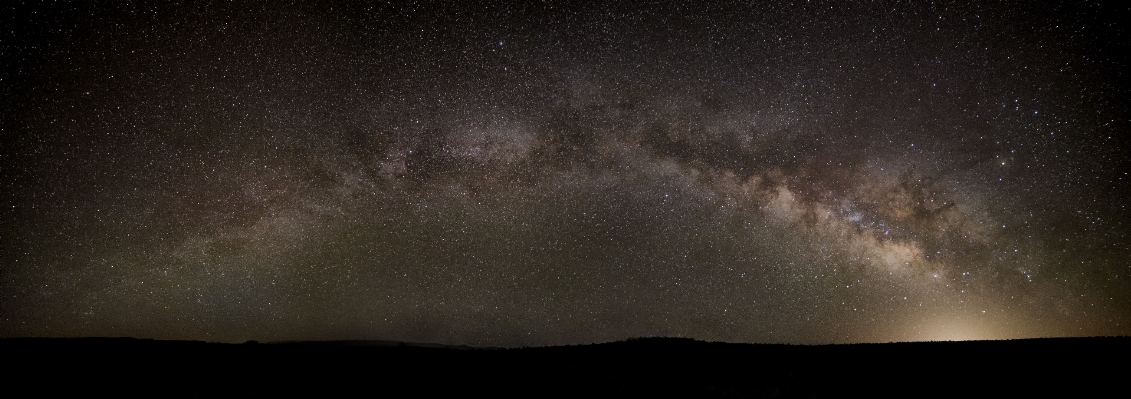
2;1;1128;346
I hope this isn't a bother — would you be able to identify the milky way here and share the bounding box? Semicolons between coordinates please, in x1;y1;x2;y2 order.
2;1;1129;345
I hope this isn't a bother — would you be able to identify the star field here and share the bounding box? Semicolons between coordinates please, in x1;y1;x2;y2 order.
2;1;1129;346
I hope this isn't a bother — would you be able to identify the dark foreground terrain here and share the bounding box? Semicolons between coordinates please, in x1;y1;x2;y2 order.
3;336;1127;398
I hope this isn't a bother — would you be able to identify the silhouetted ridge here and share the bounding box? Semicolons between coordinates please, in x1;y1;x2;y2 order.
3;336;1128;398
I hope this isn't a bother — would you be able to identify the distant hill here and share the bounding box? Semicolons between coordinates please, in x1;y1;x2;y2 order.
3;336;1128;398
267;339;485;350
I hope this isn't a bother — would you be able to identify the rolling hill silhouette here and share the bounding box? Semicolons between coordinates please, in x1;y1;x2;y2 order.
3;336;1127;398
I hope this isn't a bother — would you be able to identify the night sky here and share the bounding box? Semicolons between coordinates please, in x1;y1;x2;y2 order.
2;1;1129;346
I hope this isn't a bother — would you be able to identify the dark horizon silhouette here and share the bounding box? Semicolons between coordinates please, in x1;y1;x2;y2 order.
4;335;1128;397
